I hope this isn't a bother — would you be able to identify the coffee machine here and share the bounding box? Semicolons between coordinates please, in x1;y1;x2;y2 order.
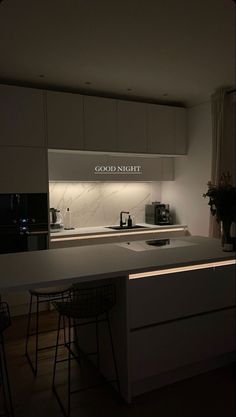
145;202;172;225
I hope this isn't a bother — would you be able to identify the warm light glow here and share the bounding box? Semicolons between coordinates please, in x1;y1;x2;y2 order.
129;259;236;280
51;227;186;242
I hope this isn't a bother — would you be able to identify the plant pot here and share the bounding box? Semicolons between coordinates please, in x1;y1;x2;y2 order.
221;219;233;251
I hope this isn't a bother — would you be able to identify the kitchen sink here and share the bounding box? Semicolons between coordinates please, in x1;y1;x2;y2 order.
106;225;147;230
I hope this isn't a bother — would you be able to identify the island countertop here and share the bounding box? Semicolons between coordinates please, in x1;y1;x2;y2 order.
0;236;235;292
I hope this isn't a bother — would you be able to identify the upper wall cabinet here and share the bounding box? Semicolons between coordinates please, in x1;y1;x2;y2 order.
117;100;147;153
175;107;187;154
0;147;48;193
46;91;83;150
147;104;187;155
83;96;117;152
0;85;45;147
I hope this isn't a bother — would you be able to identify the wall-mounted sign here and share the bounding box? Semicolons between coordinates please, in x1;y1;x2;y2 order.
94;165;142;174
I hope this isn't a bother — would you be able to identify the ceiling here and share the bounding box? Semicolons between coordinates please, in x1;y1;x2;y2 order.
0;0;235;106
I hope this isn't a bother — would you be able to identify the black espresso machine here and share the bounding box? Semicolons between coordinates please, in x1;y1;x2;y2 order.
145;202;172;225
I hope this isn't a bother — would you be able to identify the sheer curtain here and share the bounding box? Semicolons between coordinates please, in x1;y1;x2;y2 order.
209;87;228;238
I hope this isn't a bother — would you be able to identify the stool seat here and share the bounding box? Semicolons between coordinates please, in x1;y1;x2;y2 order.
29;286;71;297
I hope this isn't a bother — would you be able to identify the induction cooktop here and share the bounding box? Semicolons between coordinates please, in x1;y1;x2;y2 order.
116;239;197;252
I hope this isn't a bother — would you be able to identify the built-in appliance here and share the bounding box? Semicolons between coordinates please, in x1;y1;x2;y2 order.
145;202;172;225
50;208;63;230
0;193;48;254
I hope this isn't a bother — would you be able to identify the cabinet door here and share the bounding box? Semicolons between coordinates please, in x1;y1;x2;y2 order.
0;146;48;193
117;100;147;153
84;96;117;151
46;91;83;150
131;308;236;381
0;85;45;147
175;107;187;154
147;104;175;154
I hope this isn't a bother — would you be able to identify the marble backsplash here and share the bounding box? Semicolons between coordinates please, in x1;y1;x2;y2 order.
49;182;161;227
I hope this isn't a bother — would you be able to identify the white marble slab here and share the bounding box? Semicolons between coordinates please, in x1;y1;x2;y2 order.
49;182;161;227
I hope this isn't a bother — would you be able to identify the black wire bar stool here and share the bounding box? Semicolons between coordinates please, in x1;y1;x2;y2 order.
52;283;120;417
25;286;71;375
0;302;14;417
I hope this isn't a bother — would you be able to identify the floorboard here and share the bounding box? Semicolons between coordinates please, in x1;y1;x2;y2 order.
1;311;236;417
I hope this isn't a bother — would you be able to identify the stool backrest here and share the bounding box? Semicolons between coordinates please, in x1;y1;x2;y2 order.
72;284;116;318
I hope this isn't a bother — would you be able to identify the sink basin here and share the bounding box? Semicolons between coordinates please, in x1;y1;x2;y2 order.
106;225;147;230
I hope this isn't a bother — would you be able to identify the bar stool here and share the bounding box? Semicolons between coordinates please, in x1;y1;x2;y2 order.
25;286;71;375
52;283;120;417
0;301;14;417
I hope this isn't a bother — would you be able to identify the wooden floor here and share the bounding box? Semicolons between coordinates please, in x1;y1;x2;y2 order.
1;311;236;417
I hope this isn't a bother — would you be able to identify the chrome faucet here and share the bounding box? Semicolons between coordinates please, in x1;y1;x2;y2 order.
120;211;129;227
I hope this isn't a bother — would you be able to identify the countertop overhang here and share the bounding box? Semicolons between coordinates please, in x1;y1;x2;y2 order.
0;236;235;292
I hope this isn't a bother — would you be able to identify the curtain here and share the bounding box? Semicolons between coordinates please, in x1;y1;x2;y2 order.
209;87;228;238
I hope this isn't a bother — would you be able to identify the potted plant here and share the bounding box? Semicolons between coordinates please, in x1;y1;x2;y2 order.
203;172;236;249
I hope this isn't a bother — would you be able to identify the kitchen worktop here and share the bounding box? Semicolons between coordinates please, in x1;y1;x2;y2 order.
50;223;187;239
0;236;235;292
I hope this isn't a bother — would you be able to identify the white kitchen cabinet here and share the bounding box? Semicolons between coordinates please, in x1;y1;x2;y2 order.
117;100;147;153
0;84;46;147
147;104;175;154
46;91;84;150
0;146;48;193
130;308;236;383
175;107;187;154
147;104;187;155
129;265;236;329
83;96;117;151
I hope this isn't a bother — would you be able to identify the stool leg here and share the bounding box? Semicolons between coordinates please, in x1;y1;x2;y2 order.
106;312;120;394
0;337;9;416
52;314;61;389
25;294;33;356
0;335;14;417
25;294;38;376
95;316;100;372
34;297;39;375
67;316;71;417
61;295;66;346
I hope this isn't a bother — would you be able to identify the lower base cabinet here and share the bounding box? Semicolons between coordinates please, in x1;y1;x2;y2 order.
130;308;236;382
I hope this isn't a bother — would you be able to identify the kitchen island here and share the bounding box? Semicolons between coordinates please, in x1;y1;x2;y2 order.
0;236;235;402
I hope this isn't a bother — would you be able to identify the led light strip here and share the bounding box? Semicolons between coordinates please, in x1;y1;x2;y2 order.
51;227;186;242
129;259;236;280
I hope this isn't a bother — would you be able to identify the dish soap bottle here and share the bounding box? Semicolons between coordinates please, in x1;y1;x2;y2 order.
64;208;73;230
127;215;132;227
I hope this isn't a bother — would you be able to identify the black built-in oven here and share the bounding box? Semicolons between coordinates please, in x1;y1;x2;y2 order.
0;193;48;253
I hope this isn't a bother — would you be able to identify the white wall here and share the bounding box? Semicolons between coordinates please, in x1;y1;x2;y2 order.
49;182;161;227
161;102;212;236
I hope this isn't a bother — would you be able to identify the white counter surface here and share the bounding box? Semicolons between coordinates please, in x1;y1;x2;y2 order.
50;223;187;239
0;236;235;292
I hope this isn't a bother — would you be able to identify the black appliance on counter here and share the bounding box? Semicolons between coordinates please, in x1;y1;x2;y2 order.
145;202;172;225
0;193;48;254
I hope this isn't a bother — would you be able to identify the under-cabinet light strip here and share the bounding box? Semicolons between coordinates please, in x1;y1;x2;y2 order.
129;259;236;280
51;227;186;242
